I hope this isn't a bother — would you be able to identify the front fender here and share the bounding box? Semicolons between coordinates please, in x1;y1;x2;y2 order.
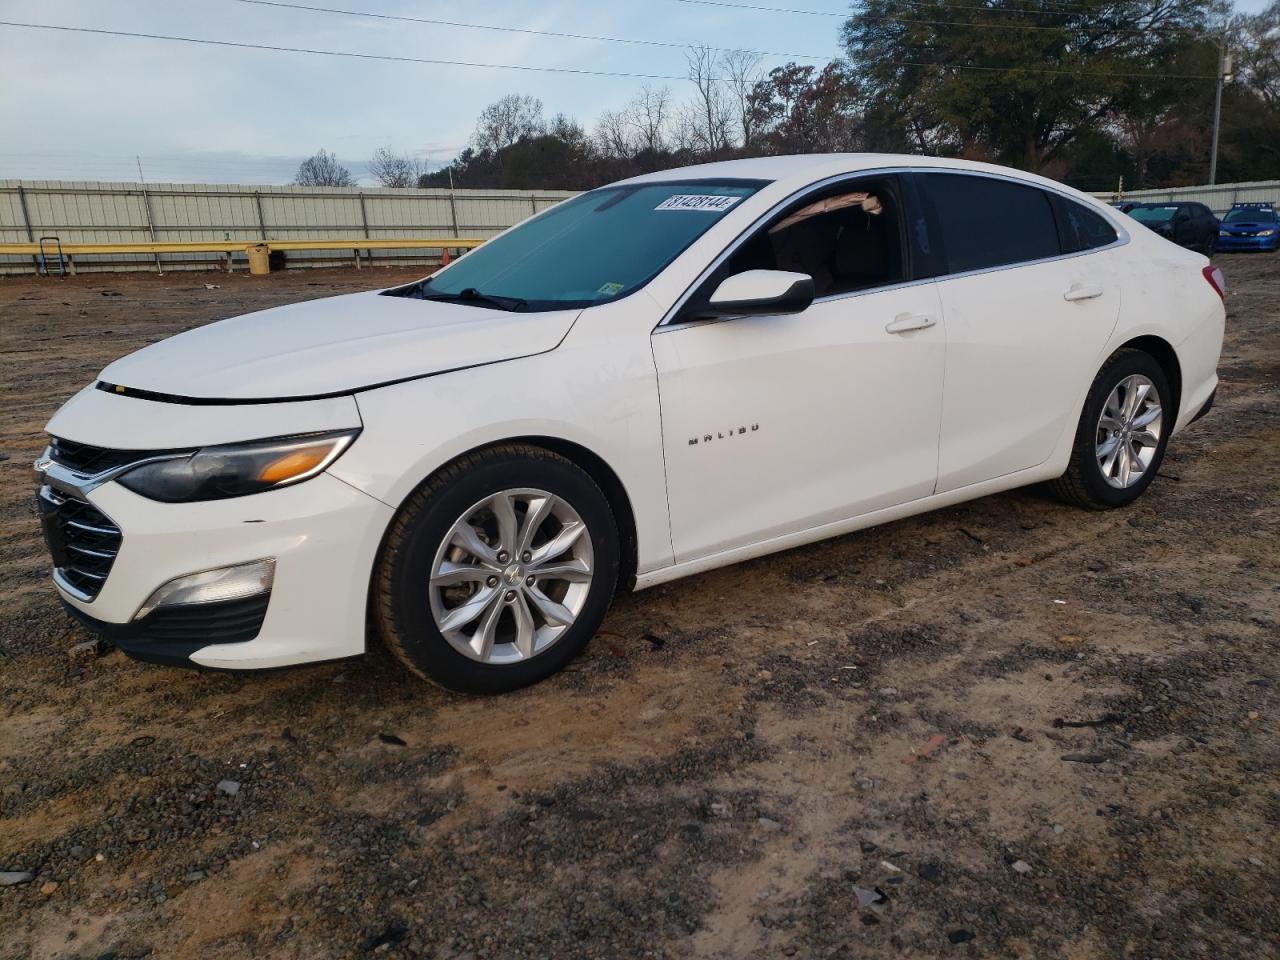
328;331;673;576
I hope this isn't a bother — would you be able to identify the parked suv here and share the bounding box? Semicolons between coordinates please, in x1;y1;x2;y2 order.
1126;201;1219;254
36;156;1225;692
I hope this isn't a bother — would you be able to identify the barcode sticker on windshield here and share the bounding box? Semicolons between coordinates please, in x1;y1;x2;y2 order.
655;194;743;212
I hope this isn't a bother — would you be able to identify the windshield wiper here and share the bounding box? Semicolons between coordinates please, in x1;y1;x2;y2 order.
418;287;527;312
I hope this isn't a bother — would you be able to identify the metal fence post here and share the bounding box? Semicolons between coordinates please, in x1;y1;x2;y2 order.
254;191;267;240
139;184;163;274
16;183;38;272
359;192;371;266
447;191;460;234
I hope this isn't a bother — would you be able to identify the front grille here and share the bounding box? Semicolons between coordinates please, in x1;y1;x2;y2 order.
37;488;122;600
48;436;157;476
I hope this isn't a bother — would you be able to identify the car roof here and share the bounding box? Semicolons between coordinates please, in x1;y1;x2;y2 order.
612;153;1105;205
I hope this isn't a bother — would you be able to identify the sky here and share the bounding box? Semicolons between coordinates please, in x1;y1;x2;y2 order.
0;0;1269;186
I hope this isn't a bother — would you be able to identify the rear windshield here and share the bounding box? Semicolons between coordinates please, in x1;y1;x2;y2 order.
406;179;766;312
1128;206;1178;224
1224;208;1276;223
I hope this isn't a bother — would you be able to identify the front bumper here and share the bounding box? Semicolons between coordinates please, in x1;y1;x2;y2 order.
50;473;395;669
1216;234;1279;251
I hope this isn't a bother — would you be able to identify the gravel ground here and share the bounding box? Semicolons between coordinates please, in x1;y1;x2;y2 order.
1;259;1277;960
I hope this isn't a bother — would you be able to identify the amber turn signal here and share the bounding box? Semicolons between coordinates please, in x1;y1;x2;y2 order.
256;444;335;484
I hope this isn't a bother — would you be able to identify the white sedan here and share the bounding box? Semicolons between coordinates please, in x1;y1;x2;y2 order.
36;155;1225;692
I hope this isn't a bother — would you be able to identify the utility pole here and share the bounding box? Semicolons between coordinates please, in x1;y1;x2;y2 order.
1208;23;1233;186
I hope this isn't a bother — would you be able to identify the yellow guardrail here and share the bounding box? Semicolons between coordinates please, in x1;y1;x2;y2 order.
0;238;486;274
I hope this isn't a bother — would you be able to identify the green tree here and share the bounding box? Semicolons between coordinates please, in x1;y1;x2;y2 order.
842;0;1210;171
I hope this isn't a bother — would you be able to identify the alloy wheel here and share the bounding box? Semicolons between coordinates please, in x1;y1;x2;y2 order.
1095;374;1163;489
428;488;594;664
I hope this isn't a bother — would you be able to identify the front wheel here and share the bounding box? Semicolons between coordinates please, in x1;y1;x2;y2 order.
1048;349;1172;509
374;445;619;693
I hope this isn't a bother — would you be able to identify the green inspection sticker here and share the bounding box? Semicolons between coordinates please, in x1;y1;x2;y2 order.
597;281;625;296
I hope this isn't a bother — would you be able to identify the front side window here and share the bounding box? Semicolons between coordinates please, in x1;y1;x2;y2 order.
404;179;765;312
919;173;1060;274
712;175;907;300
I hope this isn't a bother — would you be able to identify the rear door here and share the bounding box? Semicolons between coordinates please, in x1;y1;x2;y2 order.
915;172;1123;493
1173;205;1198;248
1196;204;1219;248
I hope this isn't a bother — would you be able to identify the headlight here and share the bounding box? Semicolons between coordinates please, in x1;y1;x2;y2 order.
1219;230;1229;237
1258;229;1276;237
117;430;359;503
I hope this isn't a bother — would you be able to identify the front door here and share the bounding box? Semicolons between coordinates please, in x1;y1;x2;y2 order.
651;174;946;564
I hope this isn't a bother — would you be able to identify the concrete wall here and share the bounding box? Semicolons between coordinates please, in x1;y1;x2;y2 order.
0;180;577;274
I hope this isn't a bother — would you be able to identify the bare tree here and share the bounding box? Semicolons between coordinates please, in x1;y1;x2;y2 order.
721;50;763;148
368;146;425;188
595;109;634;157
472;94;545;153
1234;0;1280;107
293;149;355;187
670;104;703;153
629;84;672;154
685;45;734;152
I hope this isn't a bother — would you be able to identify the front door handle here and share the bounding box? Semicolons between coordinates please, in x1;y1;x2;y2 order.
885;313;937;334
1063;282;1104;302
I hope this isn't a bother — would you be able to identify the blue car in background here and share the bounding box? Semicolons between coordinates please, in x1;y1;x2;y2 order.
1217;202;1279;252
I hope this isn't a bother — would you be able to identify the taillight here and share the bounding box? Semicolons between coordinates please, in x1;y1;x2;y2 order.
1202;265;1226;300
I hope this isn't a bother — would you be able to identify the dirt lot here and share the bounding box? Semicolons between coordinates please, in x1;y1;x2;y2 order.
1;259;1277;960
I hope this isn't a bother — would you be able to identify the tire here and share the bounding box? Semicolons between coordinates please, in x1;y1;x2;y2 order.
374;444;619;693
1048;349;1172;510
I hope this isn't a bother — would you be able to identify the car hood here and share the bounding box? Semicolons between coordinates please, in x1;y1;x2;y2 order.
98;290;580;401
1223;221;1271;230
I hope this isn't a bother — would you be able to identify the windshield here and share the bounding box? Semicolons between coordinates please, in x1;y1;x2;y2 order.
409;179;765;312
1224;208;1276;223
1129;206;1178;224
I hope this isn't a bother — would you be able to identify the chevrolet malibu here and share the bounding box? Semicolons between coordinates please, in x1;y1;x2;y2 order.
35;155;1225;692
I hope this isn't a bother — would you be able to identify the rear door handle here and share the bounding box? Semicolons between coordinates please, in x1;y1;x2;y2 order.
1063;282;1104;302
885;313;937;334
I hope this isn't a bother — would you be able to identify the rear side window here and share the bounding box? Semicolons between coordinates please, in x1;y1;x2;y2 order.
1051;195;1119;253
920;173;1060;274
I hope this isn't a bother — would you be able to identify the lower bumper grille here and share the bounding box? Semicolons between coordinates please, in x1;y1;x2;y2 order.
139;594;271;645
37;487;122;601
61;593;271;669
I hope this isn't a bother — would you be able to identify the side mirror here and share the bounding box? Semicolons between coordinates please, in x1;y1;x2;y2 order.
704;270;815;318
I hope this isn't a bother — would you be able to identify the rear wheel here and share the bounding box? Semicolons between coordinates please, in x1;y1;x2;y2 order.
1048;349;1171;509
375;445;619;693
